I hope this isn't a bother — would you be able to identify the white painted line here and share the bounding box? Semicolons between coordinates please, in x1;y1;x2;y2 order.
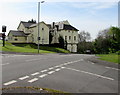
106;66;119;71
31;72;40;76
19;76;29;80
61;67;65;69
4;80;17;86
55;68;61;71
55;65;60;67
28;78;38;83
1;63;10;66
88;61;95;64
48;71;55;74
41;69;48;73
39;74;48;78
48;67;54;70
66;67;114;81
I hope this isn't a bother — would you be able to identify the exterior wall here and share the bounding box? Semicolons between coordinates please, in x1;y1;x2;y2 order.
8;33;26;43
18;23;31;34
31;22;49;45
27;34;34;43
56;30;78;52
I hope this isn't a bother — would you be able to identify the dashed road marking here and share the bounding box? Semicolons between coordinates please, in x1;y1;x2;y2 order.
1;63;10;66
31;72;40;76
55;68;61;71
19;76;29;80
39;74;48;78
41;69;48;73
61;67;65;69
4;80;17;86
55;65;60;67
106;66;119;71
28;78;38;83
48;67;54;70
48;71;55;74
65;67;114;81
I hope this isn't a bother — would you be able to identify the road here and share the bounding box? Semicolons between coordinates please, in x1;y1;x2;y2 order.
1;53;119;93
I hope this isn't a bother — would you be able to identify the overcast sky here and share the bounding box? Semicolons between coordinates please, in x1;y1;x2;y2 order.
0;0;118;40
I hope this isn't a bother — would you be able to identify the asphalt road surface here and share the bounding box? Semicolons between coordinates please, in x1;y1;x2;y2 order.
1;53;119;93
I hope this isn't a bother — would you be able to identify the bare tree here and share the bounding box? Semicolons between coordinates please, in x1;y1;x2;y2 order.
78;31;91;42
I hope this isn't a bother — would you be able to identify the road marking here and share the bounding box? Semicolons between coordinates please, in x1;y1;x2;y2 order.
55;68;61;71
19;76;29;80
88;61;95;64
61;67;65;69
28;78;38;83
55;65;60;67
31;72;40;76
106;66;119;71
48;71;55;74
1;63;10;66
39;74;48;78
4;80;17;86
48;67;54;70
65;67;114;81
41;69;48;73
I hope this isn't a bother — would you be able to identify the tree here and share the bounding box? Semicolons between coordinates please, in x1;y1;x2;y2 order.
94;26;120;54
49;32;53;44
28;19;36;23
78;31;93;54
58;36;65;49
78;31;91;42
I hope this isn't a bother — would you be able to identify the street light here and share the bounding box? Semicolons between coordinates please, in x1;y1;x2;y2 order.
38;1;45;53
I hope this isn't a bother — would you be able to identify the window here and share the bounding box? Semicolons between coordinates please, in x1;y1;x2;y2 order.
14;38;18;41
74;36;76;41
42;28;44;30
65;36;67;41
69;36;71;40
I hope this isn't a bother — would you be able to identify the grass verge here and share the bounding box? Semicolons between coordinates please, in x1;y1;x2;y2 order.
96;53;119;64
0;41;70;54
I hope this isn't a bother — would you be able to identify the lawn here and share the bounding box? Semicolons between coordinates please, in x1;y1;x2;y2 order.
0;41;70;54
96;53;119;64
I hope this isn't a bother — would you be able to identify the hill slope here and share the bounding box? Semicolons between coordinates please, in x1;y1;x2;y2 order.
0;41;70;54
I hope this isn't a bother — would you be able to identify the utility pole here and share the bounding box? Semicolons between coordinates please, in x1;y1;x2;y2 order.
37;1;45;53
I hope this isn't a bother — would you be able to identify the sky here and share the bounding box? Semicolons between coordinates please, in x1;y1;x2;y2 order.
0;0;118;40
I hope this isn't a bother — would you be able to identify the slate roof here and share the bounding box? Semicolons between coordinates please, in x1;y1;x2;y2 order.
29;24;37;28
9;30;26;36
21;21;36;28
46;24;51;28
63;24;79;31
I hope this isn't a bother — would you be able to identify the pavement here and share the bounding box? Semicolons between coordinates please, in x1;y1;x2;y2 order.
0;53;119;94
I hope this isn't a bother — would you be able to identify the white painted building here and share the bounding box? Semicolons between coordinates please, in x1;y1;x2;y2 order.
50;20;79;52
8;20;79;52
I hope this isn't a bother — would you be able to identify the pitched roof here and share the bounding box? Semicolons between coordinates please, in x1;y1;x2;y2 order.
21;21;36;28
46;24;51;28
29;24;37;28
8;30;26;36
63;24;79;31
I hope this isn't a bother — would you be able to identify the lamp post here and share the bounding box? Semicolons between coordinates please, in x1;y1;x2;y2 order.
38;1;45;53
